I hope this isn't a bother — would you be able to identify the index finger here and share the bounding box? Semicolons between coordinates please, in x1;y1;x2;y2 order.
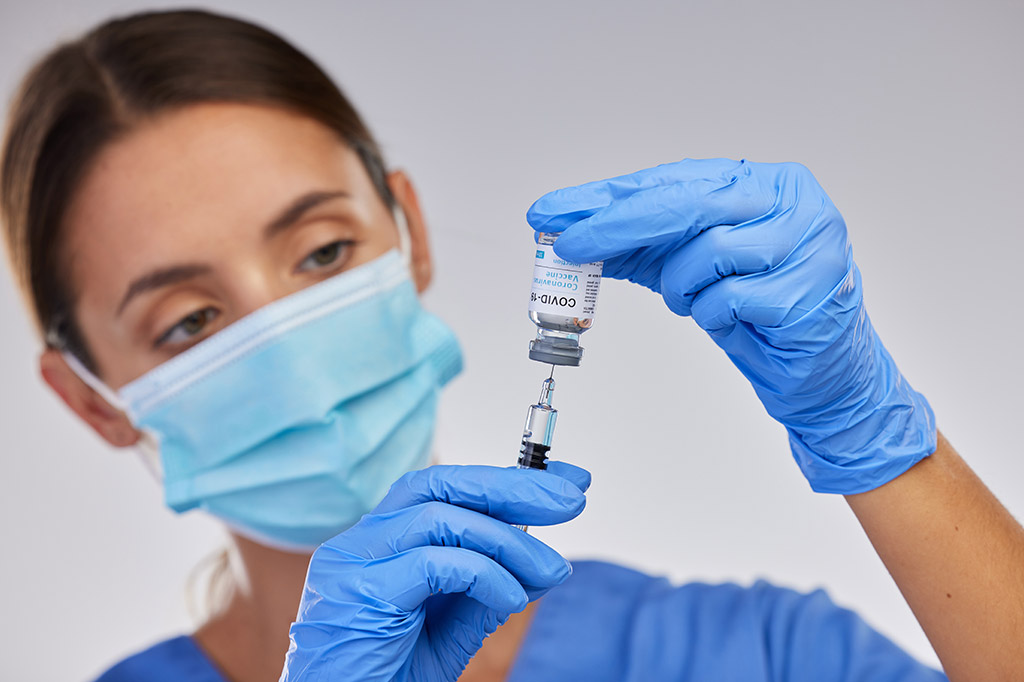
372;464;588;526
526;158;746;233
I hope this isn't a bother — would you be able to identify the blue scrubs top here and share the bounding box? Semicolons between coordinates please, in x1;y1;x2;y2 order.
95;561;946;682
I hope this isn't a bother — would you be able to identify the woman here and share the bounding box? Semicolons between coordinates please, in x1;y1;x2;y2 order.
2;9;1021;682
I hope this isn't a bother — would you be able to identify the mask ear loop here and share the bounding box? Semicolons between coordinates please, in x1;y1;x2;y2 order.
60;351;164;480
393;205;413;269
61;351;127;413
134;431;164;481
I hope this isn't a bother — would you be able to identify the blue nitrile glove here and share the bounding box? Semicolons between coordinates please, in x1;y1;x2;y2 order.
279;462;590;682
527;158;935;494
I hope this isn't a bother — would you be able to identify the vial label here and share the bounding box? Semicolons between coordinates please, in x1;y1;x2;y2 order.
528;243;603;318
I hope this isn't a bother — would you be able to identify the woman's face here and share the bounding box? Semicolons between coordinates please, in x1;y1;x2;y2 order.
60;103;425;389
43;102;431;446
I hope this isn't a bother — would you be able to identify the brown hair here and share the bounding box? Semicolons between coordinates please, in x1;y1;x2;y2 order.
1;9;393;373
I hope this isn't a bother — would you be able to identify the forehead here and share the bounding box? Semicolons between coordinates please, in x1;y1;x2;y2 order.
62;102;373;299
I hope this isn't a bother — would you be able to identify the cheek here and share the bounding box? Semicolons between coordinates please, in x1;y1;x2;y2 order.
355;208;403;265
71;298;144;389
361;230;401;264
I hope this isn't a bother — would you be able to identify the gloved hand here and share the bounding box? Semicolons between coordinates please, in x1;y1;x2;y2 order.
527;158;935;494
279;462;590;682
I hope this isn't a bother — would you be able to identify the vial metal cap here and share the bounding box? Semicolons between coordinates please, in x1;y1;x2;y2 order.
529;332;584;366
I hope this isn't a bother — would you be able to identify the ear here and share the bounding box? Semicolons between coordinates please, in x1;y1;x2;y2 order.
39;349;140;448
386;170;432;293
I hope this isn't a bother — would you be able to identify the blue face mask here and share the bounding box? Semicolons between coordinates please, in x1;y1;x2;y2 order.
67;249;462;552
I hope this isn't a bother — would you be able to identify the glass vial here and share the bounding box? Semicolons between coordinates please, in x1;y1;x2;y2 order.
527;232;603;366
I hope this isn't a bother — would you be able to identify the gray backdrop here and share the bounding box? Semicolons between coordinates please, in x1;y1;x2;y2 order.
2;0;1021;678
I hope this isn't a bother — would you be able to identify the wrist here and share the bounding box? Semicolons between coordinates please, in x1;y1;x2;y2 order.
788;340;937;494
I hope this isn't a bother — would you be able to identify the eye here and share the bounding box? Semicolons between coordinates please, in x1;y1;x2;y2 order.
155;307;220;348
297;240;353;273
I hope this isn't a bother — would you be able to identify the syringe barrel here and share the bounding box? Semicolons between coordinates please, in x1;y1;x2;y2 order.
523;403;557;447
520;402;557;470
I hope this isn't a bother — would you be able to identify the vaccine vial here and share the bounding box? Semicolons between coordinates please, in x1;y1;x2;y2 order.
528;232;603;366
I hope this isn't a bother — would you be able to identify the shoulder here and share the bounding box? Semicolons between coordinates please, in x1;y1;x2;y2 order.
557;559;831;612
561;562;885;639
553;560;832;633
92;635;224;682
527;561;946;682
561;558;666;591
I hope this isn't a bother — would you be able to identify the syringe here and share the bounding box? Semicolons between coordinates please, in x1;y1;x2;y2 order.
513;370;557;532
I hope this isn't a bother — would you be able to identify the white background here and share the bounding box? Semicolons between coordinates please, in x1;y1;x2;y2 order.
2;1;1022;679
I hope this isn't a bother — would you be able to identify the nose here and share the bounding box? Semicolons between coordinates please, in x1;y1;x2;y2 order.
227;264;294;319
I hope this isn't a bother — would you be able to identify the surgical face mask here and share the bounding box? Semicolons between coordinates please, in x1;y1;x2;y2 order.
67;248;462;552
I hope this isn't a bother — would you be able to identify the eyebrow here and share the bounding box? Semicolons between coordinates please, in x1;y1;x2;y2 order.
115;190;352;317
263;189;351;240
116;263;212;316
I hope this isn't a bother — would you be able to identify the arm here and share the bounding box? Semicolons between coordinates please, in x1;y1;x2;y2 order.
847;431;1024;680
527;158;1024;679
